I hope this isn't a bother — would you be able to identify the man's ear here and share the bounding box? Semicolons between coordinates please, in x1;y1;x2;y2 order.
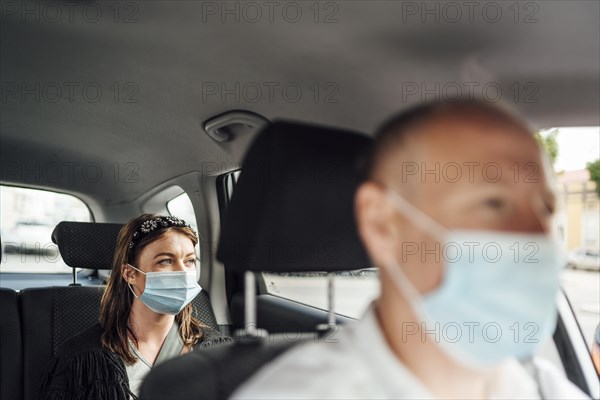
355;182;399;267
121;264;136;283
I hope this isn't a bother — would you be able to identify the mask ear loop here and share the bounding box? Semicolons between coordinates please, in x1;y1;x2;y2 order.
383;190;491;372
381;190;447;307
387;190;448;241
125;264;146;299
381;259;423;306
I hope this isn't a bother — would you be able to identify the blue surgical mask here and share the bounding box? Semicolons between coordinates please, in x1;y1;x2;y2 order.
384;190;564;369
127;264;202;315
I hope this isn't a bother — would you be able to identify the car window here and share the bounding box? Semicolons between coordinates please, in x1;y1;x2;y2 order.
0;185;91;274
167;192;199;234
263;270;380;319
552;127;600;350
167;192;201;273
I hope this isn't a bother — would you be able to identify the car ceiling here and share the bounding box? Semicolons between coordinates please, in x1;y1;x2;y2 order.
1;1;599;206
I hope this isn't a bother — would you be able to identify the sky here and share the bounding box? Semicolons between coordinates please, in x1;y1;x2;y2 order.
549;127;600;172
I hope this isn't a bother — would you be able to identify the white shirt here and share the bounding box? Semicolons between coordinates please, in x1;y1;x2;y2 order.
232;306;589;400
125;322;185;397
126;343;153;397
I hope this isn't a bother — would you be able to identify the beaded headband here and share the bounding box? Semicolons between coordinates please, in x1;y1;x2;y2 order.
128;216;196;250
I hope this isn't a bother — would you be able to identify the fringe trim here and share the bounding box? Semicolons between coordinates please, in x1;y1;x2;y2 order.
37;348;137;400
200;331;233;348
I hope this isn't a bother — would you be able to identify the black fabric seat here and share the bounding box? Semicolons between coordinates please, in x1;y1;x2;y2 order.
20;286;104;400
51;221;124;272
217;120;371;273
20;222;219;400
20;286;217;400
18;222;120;400
0;287;23;400
140;121;372;399
140;339;298;400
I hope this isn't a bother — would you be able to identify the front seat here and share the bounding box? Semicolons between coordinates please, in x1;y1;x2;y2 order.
140;120;372;399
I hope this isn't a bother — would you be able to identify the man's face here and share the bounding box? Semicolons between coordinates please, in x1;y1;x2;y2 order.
356;116;556;294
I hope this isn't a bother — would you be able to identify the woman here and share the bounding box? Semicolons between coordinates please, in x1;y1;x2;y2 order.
38;214;230;399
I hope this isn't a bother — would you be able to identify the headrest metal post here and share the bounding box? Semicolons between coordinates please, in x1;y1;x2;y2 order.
69;267;81;287
244;270;257;336
327;272;335;326
316;272;337;334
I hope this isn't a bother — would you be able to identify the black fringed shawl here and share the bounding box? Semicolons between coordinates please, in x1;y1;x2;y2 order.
37;324;232;400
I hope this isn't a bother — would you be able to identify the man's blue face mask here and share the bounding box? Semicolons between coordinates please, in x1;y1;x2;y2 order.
382;189;564;370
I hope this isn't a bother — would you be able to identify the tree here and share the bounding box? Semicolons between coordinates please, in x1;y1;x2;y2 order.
535;129;559;166
587;159;600;196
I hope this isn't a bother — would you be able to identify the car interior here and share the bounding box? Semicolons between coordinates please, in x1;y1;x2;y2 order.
1;1;599;399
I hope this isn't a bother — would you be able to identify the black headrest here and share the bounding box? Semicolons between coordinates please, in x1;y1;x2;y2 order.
52;222;123;270
217;120;372;272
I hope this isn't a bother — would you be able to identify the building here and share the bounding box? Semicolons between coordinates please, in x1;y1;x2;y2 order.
556;169;600;252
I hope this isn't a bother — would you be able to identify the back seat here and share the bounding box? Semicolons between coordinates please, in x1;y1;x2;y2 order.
0;287;22;400
18;222;120;400
20;286;105;400
1;221;220;400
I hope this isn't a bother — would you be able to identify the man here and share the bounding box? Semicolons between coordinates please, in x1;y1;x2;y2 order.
232;101;589;399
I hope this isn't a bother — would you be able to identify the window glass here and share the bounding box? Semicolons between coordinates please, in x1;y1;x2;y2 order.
550;127;600;350
1;185;91;274
263;270;379;319
167;192;198;234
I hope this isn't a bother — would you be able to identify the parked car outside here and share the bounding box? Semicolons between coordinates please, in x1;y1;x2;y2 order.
567;248;600;271
2;221;58;256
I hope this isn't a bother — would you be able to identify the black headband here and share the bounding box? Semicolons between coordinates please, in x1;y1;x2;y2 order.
128;216;196;250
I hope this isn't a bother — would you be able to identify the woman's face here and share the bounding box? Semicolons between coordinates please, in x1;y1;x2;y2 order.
124;230;197;295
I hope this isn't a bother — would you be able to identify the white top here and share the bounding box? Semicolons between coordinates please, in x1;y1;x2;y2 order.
125;322;185;397
126;342;153;397
232;305;589;400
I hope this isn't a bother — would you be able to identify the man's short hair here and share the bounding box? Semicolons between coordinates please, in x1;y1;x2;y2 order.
362;100;532;179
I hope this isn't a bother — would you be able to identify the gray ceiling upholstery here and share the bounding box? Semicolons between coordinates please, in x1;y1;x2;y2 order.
1;1;599;205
